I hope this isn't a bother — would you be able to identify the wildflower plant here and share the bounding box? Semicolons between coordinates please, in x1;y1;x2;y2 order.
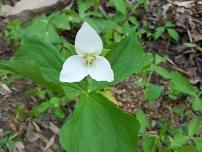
0;19;152;152
58;22;148;152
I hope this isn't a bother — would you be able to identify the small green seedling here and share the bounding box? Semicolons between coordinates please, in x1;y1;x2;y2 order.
0;131;20;151
154;21;180;41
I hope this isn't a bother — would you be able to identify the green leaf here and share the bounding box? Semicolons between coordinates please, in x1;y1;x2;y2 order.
192;98;202;112
31;97;65;118
175;145;198;152
154;54;168;65
21;15;60;43
49;12;71;30
161;147;172;152
14;37;63;73
77;0;97;17
0;60;61;92
62;80;88;100
136;110;149;133
142;135;159;152
53;108;65;119
188;117;201;136
149;65;171;79
31;101;50;117
167;28;180;41
0;37;84;99
169;72;199;96
144;83;164;101
110;0;126;14
86;18;116;33
5;19;22;41
194;137;202;152
170;135;190;148
154;26;165;40
60;93;140;152
89;30;152;91
165;21;175;28
63;9;82;24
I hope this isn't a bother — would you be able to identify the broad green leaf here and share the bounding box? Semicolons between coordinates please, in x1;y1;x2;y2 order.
136;110;149;133
110;0;126;14
14;37;63;73
167;28;180;41
161;147;172;152
188;117;201;136
169;72;199;96
21;15;60;43
77;0;97;17
63;9;82;24
194;137;202;152
62;80;88;100
175;145;198;152
192;98;202;112
86;18;116;33
60;93;140;152
154;26;165;40
89;30;152;91
170;135;190;148
154;54;168;65
49;12;71;30
149;65;171;79
0;37;84;99
144;83;164;101
142;135;159;152
0;60;61;92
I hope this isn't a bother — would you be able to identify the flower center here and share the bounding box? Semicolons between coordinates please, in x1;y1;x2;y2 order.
83;53;96;66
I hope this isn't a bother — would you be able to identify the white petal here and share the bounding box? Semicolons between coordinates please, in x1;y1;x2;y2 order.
87;56;114;82
75;22;103;55
59;55;88;82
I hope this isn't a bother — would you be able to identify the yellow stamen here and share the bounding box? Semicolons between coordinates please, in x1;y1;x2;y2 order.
83;53;96;66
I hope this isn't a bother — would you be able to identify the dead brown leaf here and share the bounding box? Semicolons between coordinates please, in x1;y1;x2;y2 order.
49;122;60;135
43;135;55;152
0;83;12;96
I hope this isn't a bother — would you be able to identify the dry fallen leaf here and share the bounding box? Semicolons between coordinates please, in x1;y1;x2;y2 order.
0;0;59;17
10;122;17;132
43;135;55;152
32;121;43;133
16;142;25;152
191;32;202;42
101;89;120;106
26;122;38;142
0;128;3;137
168;0;194;8
34;132;48;143
49;122;60;135
0;83;12;96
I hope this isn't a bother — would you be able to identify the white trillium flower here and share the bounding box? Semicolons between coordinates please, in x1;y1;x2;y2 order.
59;22;114;83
